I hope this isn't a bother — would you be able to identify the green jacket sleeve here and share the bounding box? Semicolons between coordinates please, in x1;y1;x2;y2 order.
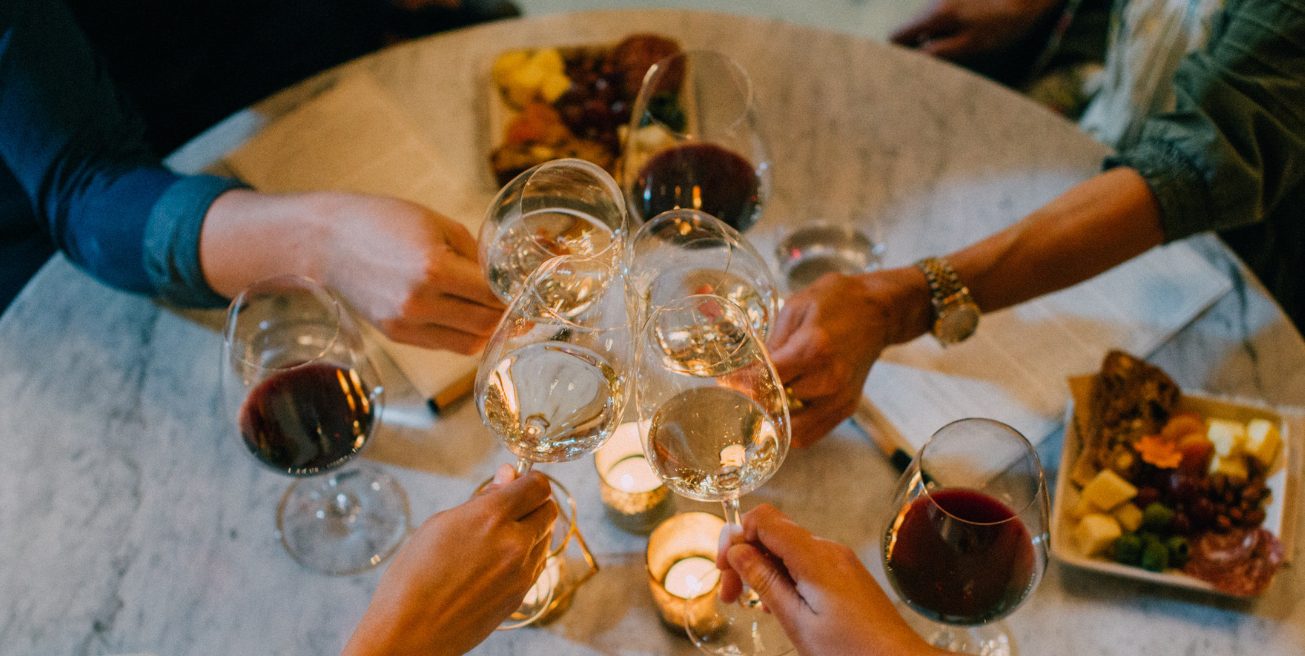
1104;0;1305;241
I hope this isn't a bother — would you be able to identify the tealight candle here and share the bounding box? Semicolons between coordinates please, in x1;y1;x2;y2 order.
594;421;673;533
645;512;727;636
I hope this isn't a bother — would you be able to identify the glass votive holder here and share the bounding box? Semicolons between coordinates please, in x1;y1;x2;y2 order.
475;473;599;628
646;511;727;637
594;421;674;533
774;221;884;292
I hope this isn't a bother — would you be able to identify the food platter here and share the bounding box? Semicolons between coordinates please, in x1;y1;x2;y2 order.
484;34;681;188
1051;382;1297;596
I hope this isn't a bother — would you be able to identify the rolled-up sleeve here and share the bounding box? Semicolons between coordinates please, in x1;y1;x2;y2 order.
0;0;244;307
1104;0;1305;241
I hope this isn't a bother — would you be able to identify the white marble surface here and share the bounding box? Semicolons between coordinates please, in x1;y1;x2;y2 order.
3;9;1304;656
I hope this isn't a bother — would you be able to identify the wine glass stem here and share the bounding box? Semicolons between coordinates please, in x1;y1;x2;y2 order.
722;496;763;609
515;458;534;476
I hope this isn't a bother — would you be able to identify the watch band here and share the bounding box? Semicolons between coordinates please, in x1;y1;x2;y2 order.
915;256;966;307
914;256;980;345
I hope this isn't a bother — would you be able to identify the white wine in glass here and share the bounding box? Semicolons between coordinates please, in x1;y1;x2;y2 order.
635;294;793;656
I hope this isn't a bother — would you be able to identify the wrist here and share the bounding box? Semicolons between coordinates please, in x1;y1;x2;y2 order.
853;266;932;347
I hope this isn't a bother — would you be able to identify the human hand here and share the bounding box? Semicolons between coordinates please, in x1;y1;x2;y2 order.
342;466;557;656
716;504;946;656
889;0;1064;61
308;192;505;354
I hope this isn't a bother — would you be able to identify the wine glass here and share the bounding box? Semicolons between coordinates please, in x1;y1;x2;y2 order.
881;418;1050;655
221;275;409;575
625;208;779;340
633;293;792;655
480;157;628;304
620;49;771;233
475;254;631;476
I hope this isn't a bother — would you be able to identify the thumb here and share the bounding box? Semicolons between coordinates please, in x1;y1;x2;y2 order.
725;543;801;620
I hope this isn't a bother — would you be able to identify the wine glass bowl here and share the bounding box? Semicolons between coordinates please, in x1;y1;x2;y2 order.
625;208;779;340
476;255;631;472
621;50;770;233
881;418;1049;654
221;275;408;575
480;158;628;304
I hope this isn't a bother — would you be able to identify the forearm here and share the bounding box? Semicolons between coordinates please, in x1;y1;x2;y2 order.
198;189;331;298
863;167;1165;345
950;167;1165;312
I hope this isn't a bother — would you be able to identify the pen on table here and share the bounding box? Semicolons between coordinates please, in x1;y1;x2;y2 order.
426;368;477;416
851;398;914;473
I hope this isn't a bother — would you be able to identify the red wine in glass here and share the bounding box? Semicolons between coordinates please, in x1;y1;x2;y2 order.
631;142;762;232
884;488;1037;625
238;362;375;476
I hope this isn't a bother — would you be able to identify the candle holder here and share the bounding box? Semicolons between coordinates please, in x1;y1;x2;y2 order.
594;421;674;533
475;473;599;628
645;511;728;638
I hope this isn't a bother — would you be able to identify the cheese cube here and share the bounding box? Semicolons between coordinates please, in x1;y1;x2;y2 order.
1071;494;1096;519
1208;453;1249;481
1206;419;1247;457
1112;503;1144;532
1244;418;1282;468
1076;513;1122;557
1080;469;1138;512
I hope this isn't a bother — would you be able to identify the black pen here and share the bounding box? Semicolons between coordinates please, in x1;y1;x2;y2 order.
851;398;915;473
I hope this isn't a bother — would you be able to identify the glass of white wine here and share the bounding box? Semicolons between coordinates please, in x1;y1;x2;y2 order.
634;293;793;656
476;254;630;475
625;208;778;340
480;158;628;304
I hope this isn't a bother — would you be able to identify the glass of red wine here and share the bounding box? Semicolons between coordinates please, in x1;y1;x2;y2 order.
881;418;1049;655
221;275;408;575
620;49;770;233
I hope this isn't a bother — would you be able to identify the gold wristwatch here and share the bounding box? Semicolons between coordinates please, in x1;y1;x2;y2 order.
915;256;980;346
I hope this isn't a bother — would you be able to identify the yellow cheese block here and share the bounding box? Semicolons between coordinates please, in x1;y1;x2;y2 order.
1244;418;1282;468
1208;453;1249;481
1081;469;1138;512
1206;418;1246;457
1112;503;1144;533
1076;513;1122;557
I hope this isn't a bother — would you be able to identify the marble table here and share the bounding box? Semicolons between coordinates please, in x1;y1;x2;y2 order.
3;9;1304;656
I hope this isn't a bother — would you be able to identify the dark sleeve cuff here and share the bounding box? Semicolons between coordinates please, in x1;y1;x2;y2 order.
1103;138;1216;244
144;174;249;307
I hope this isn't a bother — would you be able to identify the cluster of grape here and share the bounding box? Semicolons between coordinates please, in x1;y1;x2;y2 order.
555;51;631;155
1133;465;1269;536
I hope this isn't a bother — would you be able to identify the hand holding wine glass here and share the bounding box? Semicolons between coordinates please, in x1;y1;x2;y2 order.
634;294;792;655
221;275;408;575
881;418;1050;655
621;50;770;233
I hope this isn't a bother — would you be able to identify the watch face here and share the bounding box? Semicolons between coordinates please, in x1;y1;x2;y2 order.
936;303;980;344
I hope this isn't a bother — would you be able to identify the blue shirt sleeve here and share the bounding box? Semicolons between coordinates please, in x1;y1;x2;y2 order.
0;0;243;307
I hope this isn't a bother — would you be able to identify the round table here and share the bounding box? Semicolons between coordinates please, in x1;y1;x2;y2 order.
3;9;1303;655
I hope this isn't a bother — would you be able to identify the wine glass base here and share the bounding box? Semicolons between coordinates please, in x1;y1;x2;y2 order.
686;593;794;656
897;605;1018;656
276;463;410;576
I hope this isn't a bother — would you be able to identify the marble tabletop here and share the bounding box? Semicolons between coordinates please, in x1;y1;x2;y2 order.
3;9;1304;656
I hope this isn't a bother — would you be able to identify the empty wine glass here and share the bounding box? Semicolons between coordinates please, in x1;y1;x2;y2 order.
881;418;1050;655
221;275;408;575
480;157;628;304
620;49;771;233
625;208;779;340
634;294;792;655
476;254;631;475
